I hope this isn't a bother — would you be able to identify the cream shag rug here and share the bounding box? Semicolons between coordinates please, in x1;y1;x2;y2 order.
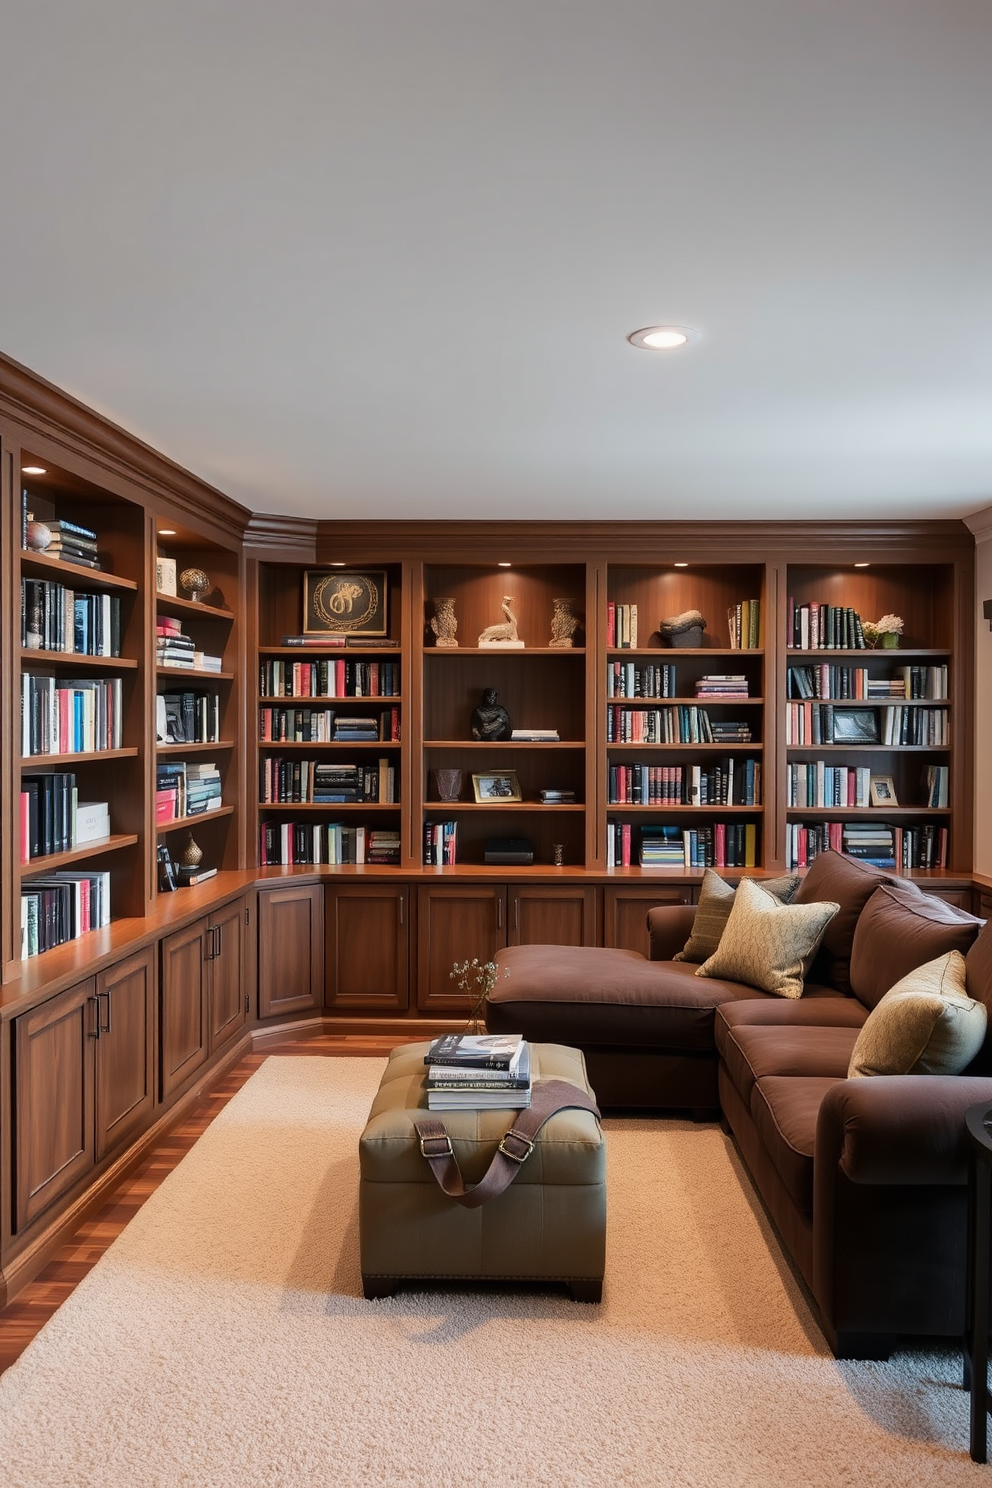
0;1056;985;1487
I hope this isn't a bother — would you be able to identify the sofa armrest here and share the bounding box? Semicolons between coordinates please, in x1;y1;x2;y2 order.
816;1075;992;1186
647;905;697;961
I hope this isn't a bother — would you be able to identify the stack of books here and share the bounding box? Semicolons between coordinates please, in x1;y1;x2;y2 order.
539;788;575;803
424;1033;531;1110
694;675;749;698
157;615;195;669
45;519;101;570
333;715;380;740
186;762;223;815
510;728;559;742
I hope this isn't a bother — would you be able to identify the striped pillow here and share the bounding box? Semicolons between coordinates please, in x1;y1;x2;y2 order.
674;868;801;965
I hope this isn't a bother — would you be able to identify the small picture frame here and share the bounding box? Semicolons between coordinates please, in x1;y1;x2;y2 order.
303;570;388;636
870;775;898;806
829;708;879;746
472;770;522;803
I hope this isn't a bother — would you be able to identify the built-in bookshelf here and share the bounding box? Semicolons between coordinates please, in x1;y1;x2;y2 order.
604;563;766;870
253;562;404;866
783;564;957;872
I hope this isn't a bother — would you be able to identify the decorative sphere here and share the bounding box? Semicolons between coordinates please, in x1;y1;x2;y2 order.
179;567;210;601
25;519;52;552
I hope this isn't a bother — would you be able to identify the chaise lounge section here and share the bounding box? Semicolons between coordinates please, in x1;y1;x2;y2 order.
486;851;992;1355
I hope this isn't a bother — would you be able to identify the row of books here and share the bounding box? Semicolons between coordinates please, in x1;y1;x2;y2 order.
258;659;400;698
787;664;948;701
607;820;758;868
606;662;677;699
784;821;949;870
784;701;949;747
156;690;222;745
423;1033;530;1110
694;674;750;698
157;615;222;672
607;758;761;806
19;775;108;860
258;821;399;865
21;870;111;958
606;705;752;744
424;819;458;865
787;600;866;650
259;706;401;742
258;758;397;804
22;579;122;657
606;602;639;649
727;599;761;650
21;674;123;756
156;762;222;823
787;763;873;809
280;635;400;649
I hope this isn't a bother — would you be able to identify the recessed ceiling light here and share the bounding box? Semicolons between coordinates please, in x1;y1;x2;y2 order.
673;562;688;568
627;326;699;352
22;465;47;475
158;529;176;537
497;562;512;568
329;561;347;567
854;562;870;568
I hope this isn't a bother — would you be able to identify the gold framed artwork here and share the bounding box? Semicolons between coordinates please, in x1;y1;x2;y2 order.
870;775;898;806
303;570;388;636
472;770;522;803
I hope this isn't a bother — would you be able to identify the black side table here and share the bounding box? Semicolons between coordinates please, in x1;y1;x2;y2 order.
965;1103;992;1462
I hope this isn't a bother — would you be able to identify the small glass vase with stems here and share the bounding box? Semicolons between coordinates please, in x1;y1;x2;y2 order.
449;958;509;1035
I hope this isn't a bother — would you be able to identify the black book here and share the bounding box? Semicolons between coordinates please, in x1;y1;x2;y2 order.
424;1033;524;1070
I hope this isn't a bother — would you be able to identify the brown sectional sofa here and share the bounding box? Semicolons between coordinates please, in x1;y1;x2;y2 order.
486;851;991;1357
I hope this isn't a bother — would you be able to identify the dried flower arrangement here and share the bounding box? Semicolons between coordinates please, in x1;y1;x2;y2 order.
449;958;509;1034
862;613;904;648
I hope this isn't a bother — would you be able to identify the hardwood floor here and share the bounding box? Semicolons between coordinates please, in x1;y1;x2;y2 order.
0;1033;406;1376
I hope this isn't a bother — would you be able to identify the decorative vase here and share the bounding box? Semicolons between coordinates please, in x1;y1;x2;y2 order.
430;597;458;647
432;768;463;801
881;632;899;648
179;831;204;869
549;598;580;648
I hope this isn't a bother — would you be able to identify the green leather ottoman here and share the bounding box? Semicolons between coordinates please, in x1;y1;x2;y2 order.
359;1041;606;1301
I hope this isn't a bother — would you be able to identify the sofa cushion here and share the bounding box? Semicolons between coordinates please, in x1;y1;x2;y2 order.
486;944;781;1053
721;1023;857;1108
847;951;986;1078
696;878;839;999
751;1076;841;1215
673;868;801;964
793;849;911;994
849;885;984;1010
965;921;992;1074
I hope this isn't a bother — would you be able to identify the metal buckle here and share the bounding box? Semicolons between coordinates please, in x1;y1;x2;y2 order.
498;1128;535;1164
419;1132;453;1160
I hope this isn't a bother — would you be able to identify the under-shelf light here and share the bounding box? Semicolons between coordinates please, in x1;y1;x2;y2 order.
627;326;700;351
854;562;870;569
497;562;512;568
22;465;47;475
673;562;688;568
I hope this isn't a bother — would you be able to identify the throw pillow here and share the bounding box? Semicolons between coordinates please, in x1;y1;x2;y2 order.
695;877;839;999
674;868;801;964
847;951;986;1078
792;849;908;994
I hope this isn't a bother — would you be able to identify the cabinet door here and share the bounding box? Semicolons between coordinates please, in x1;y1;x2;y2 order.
14;979;96;1233
416;885;505;1012
257;884;324;1019
209;897;248;1051
507;885;599;946
160;917;211;1100
326;884;409;1010
95;947;156;1162
603;884;694;956
919;886;974;911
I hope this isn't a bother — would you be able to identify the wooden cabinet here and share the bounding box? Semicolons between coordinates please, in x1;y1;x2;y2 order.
257;883;324;1018
506;884;598;946
325;883;408;1010
603;884;695;956
161;898;246;1097
416;885;505;1012
12;944;155;1235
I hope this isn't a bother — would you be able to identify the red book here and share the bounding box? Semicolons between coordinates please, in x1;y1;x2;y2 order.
621;822;632;867
713;821;726;868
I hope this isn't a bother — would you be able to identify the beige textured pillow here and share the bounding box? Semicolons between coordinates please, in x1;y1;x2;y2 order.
674;868;801;964
847;951;986;1078
695;877;839;999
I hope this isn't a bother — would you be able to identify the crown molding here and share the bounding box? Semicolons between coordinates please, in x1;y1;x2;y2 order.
0;352;251;543
964;506;992;543
244;513;319;557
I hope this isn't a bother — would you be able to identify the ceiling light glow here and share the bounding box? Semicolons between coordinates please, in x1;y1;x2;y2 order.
854;562;870;568
22;465;47;475
497;562;512;568
158;529;176;537
673;562;688;568
627;325;699;352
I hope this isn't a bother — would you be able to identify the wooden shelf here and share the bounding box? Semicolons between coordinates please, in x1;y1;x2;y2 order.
21;748;140;766
606;804;763;814
258;695;401;705
19;835;140;875
257;739;399;749
256;801;399;812
20;649;138;670
156;806;235;835
21;552;138;592
155;593;235;621
156;666;234;682
157;740;234;755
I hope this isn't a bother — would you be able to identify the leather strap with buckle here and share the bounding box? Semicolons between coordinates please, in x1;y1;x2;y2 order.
413;1077;601;1209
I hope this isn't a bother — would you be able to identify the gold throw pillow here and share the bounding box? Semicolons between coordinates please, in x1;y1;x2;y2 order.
695;877;838;999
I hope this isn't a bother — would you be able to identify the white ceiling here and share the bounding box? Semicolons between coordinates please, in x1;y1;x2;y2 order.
2;1;991;523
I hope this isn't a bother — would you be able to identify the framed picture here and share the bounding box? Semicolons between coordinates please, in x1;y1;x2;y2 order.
829;708;879;746
870;775;898;806
303;570;388;636
472;770;522;803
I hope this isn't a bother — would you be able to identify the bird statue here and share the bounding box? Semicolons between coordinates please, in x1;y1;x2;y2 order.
478;596;520;646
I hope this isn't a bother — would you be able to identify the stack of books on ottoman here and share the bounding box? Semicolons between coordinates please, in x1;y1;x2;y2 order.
424;1033;531;1110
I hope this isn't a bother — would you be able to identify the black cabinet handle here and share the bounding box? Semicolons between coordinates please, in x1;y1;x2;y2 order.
99;991;111;1035
87;996;100;1039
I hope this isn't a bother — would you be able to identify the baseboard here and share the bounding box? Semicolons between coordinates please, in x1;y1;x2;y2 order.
0;1031;252;1310
252;1014;465;1046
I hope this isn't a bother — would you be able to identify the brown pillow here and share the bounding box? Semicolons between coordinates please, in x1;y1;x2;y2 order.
965;923;992;1074
849;885;983;1010
793;850;910;994
847;951;986;1077
696;878;839;999
674;868;801;964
